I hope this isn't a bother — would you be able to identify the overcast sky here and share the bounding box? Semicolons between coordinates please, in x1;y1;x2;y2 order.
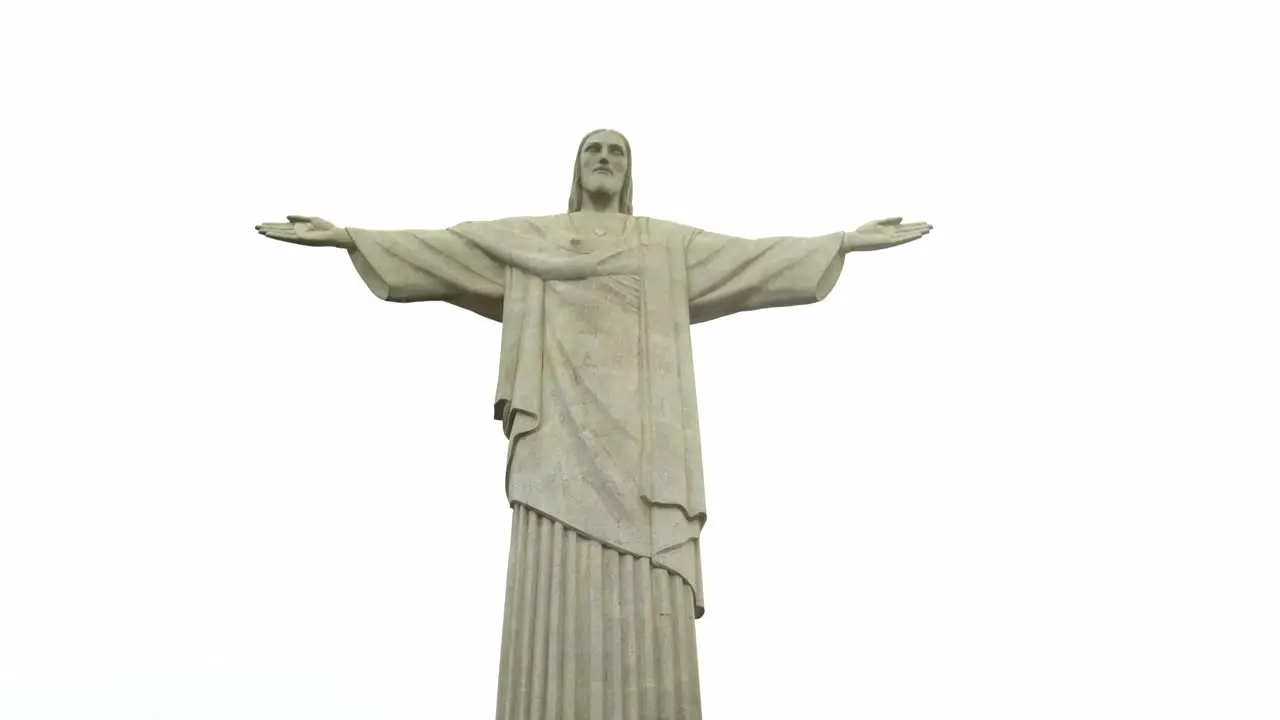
2;1;1277;718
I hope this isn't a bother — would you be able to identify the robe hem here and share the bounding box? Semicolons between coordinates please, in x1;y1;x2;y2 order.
507;500;706;619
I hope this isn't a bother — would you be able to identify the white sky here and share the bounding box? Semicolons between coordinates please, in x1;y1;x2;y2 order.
2;1;1277;718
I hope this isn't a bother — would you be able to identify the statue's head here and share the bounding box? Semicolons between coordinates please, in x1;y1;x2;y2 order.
568;128;633;214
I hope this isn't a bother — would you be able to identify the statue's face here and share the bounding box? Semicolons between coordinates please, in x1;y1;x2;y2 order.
578;130;628;197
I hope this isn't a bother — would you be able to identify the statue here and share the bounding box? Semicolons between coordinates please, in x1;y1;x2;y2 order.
256;129;932;720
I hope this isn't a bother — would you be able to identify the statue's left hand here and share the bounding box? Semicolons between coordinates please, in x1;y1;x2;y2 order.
256;216;354;250
842;217;932;252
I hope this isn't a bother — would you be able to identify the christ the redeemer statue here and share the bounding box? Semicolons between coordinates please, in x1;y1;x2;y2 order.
256;129;932;720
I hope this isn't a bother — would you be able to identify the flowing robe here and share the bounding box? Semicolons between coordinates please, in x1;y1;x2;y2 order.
346;213;844;720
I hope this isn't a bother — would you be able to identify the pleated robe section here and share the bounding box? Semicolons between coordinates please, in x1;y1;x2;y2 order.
497;503;702;720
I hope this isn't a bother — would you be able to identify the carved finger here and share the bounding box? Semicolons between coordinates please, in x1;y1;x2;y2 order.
880;217;904;225
285;215;316;224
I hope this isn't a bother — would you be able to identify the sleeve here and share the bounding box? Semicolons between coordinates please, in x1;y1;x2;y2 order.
345;227;506;321
685;228;846;324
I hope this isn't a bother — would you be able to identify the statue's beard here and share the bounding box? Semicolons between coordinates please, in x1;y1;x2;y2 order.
581;175;619;196
580;176;622;208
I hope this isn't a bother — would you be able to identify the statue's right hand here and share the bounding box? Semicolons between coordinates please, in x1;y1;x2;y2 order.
256;216;353;249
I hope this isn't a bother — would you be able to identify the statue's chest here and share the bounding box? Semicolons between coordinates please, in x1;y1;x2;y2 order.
560;217;634;254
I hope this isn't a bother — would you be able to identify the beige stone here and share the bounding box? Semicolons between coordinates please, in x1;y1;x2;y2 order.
256;128;932;720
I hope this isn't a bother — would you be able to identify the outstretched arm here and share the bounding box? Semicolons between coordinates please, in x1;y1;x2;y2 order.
257;216;505;320
685;217;931;324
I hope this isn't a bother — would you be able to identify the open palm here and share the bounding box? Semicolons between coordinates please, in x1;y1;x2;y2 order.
255;216;351;248
843;217;933;252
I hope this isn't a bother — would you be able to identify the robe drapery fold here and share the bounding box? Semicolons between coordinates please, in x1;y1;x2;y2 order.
346;226;505;320
348;215;845;621
497;503;702;720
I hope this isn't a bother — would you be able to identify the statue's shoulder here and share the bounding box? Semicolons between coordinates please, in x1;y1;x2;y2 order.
458;214;699;240
454;214;565;237
509;213;567;225
635;216;697;237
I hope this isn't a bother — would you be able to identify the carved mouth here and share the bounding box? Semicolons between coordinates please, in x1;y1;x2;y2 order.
592;167;612;175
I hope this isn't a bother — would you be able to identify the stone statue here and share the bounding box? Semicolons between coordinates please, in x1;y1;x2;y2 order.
256;129;932;720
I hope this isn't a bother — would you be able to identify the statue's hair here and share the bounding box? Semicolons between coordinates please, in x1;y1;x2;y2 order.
568;128;633;215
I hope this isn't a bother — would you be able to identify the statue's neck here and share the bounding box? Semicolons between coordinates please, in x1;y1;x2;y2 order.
580;189;621;214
